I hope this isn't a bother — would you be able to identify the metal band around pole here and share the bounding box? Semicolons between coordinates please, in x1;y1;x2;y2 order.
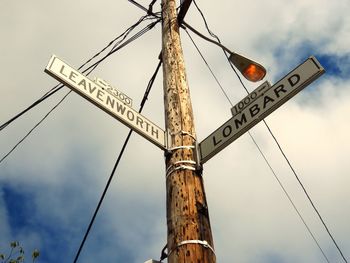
166;165;196;178
165;160;197;174
167;239;216;258
170;130;197;141
167;145;195;152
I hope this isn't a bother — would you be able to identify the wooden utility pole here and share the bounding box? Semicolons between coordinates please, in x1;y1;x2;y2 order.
161;0;215;262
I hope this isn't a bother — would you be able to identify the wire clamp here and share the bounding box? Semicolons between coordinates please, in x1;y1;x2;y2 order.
165;145;195;157
166;165;196;178
170;131;197;141
168;145;195;152
167;240;215;257
165;160;197;174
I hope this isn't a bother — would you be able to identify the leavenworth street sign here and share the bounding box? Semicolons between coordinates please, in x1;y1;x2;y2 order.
199;56;325;164
45;55;166;150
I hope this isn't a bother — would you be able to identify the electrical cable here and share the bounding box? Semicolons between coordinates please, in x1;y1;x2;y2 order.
72;58;162;263
0;14;154;133
264;120;349;263
148;0;158;14
247;131;331;262
0;84;63;132
190;1;348;262
125;1;347;262
81;14;153;72
128;0;161;18
184;27;330;263
183;6;248;94
184;28;233;106
0;91;72;164
126;1;331;260
0;17;161;166
84;18;160;76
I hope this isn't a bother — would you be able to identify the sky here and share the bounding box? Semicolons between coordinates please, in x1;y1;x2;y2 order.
0;0;349;262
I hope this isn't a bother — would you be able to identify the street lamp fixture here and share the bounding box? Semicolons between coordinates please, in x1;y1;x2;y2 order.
182;22;267;82
229;52;266;82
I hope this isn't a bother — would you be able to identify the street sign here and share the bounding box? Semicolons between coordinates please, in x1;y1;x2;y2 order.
199;56;325;164
45;55;166;150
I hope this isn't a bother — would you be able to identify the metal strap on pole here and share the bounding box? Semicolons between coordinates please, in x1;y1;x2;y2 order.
167;145;195;152
165;160;197;173
167;239;215;258
166;165;196;178
170;130;197;141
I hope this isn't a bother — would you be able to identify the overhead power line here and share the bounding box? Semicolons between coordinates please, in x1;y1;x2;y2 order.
183;27;330;263
72;58;162;263
0;14;157;133
0;16;161;166
190;0;348;262
84;17;160;75
264;121;349;263
0;84;63;132
0;91;72;165
124;2;348;262
128;0;161;18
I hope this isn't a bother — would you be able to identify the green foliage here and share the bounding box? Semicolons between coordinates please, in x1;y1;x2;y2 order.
32;250;39;261
0;242;39;263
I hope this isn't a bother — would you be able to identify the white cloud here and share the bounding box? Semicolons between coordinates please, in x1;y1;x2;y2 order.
0;0;349;262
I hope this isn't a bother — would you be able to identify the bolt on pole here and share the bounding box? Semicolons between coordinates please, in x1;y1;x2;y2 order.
161;0;215;262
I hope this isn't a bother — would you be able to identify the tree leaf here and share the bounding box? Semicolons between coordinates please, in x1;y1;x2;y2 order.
10;241;19;248
32;249;40;259
0;254;5;260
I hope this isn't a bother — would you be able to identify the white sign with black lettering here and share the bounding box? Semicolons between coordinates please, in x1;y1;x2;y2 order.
199;56;325;164
45;55;166;150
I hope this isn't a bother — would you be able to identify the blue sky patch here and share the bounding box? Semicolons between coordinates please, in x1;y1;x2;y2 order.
2;185;36;234
317;53;350;79
270;40;350;106
273;40;350;81
259;252;287;263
